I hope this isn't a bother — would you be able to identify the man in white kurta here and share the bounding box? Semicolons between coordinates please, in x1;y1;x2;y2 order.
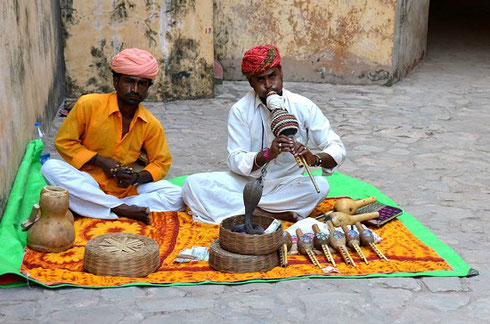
182;44;346;224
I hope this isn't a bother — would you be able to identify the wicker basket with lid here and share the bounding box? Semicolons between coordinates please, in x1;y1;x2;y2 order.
219;215;283;255
209;240;279;273
84;233;160;277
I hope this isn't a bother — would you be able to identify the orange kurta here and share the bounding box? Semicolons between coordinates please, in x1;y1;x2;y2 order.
55;93;171;198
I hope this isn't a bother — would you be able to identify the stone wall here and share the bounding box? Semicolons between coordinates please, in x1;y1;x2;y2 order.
392;0;430;83
60;0;214;101
0;0;65;217
61;0;429;95
214;0;398;85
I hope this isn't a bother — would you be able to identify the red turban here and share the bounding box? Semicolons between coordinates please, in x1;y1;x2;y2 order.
111;48;159;80
241;44;281;76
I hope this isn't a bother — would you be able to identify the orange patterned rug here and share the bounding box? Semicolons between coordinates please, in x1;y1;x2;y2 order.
20;198;452;287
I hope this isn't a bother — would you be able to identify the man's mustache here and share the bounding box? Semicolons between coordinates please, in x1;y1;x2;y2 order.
127;93;142;99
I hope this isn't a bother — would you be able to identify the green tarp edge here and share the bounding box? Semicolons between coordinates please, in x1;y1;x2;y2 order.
0;140;472;289
0;140;48;287
325;171;471;277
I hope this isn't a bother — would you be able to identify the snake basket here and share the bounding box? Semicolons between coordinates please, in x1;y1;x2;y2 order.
84;233;160;278
209;240;279;273
219;215;283;255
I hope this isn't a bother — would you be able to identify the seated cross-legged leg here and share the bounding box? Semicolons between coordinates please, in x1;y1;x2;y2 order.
122;180;185;212
41;159;175;224
257;175;329;221
182;172;248;224
41;159;122;220
183;171;329;224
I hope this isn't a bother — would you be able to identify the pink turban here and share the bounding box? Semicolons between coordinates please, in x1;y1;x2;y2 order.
111;48;159;80
241;44;281;76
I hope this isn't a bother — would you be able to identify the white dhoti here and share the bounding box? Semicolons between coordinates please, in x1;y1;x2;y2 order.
41;159;185;220
182;171;329;224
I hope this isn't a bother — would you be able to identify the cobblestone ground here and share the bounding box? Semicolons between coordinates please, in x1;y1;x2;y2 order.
2;31;490;324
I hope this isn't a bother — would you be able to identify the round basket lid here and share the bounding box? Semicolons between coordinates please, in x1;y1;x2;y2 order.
84;233;160;277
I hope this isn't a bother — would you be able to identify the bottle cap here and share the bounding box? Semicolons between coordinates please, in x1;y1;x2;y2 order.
35;122;41;126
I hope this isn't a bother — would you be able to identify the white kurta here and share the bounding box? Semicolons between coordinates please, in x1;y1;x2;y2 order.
41;159;185;219
182;89;346;224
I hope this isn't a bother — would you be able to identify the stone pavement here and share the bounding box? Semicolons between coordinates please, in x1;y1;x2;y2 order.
2;38;490;324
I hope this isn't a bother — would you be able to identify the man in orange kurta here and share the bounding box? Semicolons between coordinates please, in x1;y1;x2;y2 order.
41;48;184;223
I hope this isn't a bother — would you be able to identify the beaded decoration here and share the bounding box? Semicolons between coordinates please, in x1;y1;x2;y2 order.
300;233;315;244
348;229;359;238
315;232;328;241
270;108;299;137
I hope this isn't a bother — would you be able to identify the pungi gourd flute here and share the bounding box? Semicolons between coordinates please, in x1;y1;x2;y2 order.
312;224;336;266
355;222;389;262
341;225;369;265
325;219;356;267
296;228;322;268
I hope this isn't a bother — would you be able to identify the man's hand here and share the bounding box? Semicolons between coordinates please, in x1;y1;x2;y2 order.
269;135;294;159
92;155;139;187
93;155;120;177
291;141;316;166
115;170;138;188
115;169;153;188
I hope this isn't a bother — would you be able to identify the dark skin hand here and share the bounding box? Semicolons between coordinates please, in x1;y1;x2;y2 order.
114;169;153;188
89;154;153;187
252;139;336;171
91;154;119;177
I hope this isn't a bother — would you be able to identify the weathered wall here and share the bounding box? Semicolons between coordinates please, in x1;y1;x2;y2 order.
61;0;214;101
214;0;397;85
0;0;65;217
391;0;430;83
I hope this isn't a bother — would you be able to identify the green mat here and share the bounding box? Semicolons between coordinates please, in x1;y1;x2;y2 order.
0;140;476;288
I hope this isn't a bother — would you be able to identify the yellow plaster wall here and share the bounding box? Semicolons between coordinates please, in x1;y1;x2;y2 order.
0;0;65;216
60;0;214;101
214;0;397;85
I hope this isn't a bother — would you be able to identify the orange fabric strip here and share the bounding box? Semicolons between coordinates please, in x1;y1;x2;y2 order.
21;198;452;287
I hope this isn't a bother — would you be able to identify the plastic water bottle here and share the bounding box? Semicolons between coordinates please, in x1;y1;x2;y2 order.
35;122;51;164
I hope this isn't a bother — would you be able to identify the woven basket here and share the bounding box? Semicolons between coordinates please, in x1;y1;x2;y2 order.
219;215;283;255
209;240;279;273
84;233;160;278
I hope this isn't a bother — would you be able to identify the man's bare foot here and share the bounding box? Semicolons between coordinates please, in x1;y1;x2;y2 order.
253;207;299;222
111;204;151;225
